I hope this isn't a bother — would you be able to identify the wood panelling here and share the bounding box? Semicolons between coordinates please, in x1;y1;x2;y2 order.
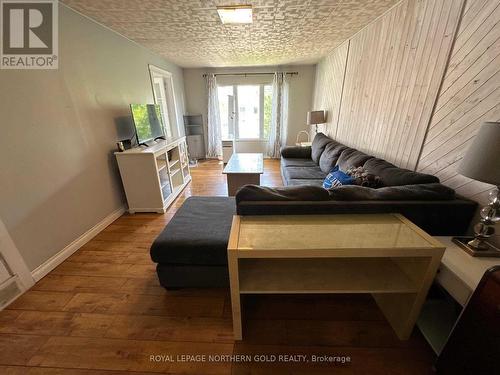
417;0;500;208
312;41;349;136
324;0;464;170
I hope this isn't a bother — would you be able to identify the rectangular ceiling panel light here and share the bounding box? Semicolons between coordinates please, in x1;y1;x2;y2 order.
217;5;252;24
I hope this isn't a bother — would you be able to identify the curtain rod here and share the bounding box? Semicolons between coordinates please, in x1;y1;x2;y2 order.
202;72;298;77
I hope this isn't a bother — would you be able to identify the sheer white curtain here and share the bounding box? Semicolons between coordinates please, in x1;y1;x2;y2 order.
267;72;289;158
206;74;222;158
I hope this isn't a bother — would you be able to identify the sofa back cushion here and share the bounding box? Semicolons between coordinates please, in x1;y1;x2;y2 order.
328;183;455;201
363;158;439;187
336;148;372;171
311;133;333;164
236;184;330;203
319;142;348;172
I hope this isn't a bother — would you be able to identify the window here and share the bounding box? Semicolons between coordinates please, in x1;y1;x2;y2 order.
218;84;272;140
152;77;172;139
149;65;178;139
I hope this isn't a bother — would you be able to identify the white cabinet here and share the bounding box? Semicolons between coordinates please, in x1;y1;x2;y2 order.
115;137;191;213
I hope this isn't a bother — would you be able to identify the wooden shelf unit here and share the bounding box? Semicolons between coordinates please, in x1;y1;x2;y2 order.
238;258;420;294
115;137;191;213
228;214;445;341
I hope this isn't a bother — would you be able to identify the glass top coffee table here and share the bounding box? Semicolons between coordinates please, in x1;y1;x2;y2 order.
222;153;264;196
227;213;445;340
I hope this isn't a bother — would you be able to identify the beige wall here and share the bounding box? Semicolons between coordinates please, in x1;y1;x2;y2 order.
183;65;316;154
0;4;186;271
313;0;500;244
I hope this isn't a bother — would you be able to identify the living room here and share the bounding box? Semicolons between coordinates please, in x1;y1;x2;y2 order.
0;0;499;374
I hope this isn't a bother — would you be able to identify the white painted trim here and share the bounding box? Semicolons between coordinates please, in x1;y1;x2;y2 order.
148;64;181;138
0;219;34;290
31;207;125;282
0;275;24;310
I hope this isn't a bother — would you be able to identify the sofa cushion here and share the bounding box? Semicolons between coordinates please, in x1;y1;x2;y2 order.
319;142;349;172
363;158;439;187
287;179;325;187
281;158;317;168
328;183;455;201
337;148;373;171
236;185;330;203
150;196;235;265
311;133;333;164
280;146;312;159
283;166;327;180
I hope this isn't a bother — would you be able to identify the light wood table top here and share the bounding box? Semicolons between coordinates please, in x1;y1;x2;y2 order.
235;214;438;252
222;153;264;175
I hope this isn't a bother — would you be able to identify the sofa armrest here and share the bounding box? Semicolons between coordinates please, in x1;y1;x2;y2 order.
280;145;312;159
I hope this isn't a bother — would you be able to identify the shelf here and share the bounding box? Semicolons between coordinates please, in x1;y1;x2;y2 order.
160;179;170;188
161;183;172;201
170;167;181;176
238;258;418;294
169;159;180;168
156;160;167;172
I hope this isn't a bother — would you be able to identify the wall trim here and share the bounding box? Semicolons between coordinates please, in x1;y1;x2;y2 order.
31;207;125;282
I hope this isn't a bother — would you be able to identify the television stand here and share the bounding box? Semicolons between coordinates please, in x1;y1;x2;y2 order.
115;137;191;213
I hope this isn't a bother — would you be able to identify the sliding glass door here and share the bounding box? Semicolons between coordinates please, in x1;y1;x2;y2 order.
218;84;272;141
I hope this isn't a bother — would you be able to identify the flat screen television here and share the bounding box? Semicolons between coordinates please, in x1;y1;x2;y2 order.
130;104;165;144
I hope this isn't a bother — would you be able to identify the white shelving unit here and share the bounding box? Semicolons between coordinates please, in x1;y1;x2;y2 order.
115;137;191;213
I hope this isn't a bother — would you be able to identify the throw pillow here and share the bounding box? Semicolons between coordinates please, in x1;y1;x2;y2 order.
323;166;355;189
346;166;382;188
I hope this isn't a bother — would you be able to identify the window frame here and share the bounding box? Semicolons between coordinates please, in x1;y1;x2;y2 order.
148;65;179;139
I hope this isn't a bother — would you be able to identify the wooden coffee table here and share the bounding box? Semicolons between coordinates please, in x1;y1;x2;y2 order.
227;214;445;340
222;153;264;196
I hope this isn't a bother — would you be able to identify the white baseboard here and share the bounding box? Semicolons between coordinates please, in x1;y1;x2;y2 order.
31;207;126;282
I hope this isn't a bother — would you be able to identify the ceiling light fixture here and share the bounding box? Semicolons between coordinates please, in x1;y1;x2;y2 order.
217;5;253;24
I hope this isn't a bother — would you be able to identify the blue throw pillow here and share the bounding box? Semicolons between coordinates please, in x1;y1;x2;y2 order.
323;166;354;189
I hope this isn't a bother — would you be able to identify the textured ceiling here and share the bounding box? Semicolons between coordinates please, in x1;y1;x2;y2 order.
62;0;400;68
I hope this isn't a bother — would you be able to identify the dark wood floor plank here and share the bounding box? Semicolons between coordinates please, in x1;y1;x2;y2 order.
0;334;49;366
0;366;161;375
104;315;233;343
33;274;129;293
231;343;434;375
7;291;74;312
28;336;233;374
62;292;225;318
52;262;156;279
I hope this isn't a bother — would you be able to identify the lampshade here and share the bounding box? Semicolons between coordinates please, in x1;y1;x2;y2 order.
307;110;325;125
458;122;500;186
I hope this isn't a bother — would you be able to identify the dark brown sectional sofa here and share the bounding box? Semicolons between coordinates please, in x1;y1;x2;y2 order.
237;133;477;236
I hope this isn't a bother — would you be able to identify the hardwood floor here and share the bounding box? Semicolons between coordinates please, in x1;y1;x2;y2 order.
0;159;436;374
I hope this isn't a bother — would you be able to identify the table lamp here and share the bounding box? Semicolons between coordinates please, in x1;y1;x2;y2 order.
454;122;500;257
307;111;325;134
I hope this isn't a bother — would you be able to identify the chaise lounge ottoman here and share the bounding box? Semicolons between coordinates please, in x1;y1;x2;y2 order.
150;196;235;289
